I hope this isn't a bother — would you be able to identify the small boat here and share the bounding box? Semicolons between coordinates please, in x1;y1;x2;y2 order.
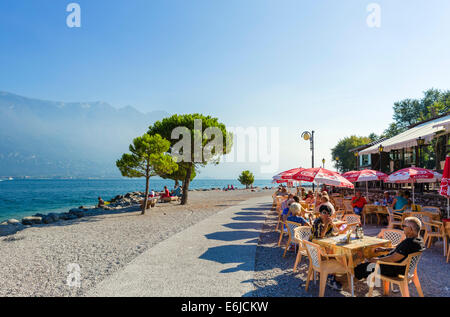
8;177;13;180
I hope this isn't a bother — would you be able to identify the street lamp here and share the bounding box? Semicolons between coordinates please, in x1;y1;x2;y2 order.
301;131;315;168
417;137;425;167
302;130;315;190
322;158;325;168
354;152;359;170
378;145;384;172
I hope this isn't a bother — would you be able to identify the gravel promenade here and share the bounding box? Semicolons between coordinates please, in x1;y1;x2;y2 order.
88;195;271;297
248;204;450;297
0;189;272;297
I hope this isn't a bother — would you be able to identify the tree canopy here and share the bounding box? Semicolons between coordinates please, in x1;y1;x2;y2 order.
238;170;255;189
331;135;373;172
383;88;450;138
116;133;178;214
148;114;233;205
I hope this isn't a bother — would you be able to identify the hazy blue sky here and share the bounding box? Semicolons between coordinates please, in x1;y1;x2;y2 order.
1;0;450;178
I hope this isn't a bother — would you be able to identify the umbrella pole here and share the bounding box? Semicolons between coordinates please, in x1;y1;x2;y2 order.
366;181;369;201
412;182;415;205
447;197;449;219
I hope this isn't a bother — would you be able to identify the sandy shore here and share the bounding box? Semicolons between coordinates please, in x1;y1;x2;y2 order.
0;189;273;297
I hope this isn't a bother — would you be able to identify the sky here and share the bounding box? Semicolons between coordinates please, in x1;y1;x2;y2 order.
1;0;450;179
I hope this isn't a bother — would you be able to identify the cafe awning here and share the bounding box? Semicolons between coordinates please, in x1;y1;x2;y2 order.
359;115;450;155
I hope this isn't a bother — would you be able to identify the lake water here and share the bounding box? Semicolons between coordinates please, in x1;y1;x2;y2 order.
0;178;282;222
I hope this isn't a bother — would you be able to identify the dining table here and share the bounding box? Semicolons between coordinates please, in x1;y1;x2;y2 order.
312;234;392;296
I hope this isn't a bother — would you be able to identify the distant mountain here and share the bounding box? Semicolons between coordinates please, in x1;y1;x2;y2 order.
0;91;169;177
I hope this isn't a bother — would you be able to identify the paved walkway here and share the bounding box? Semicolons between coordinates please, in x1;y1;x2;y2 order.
88;195;272;297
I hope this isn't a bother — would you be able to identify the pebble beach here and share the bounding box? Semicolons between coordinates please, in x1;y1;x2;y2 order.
0;188;272;297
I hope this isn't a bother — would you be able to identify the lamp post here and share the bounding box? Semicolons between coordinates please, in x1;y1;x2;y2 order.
354;152;359;170
302;130;315;191
417;137;425;168
322;158;325;168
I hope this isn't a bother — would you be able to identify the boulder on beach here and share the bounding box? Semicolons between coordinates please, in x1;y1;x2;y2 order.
22;216;42;225
7;219;21;225
0;223;19;236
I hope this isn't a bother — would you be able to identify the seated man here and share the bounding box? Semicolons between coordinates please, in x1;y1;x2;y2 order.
351;191;367;215
354;217;425;281
172;185;182;197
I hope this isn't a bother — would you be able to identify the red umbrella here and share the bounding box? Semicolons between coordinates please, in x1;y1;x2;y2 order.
292;167;354;189
439;156;450;219
385;167;442;203
275;167;305;180
342;169;388;199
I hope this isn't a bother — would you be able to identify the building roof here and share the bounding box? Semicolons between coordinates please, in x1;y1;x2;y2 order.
349;138;388;153
359;114;450;155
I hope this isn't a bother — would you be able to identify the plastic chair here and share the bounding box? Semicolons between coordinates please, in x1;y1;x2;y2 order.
282;221;303;258
377;229;406;247
293;226;312;272
422;219;447;256
343;214;361;229
368;252;424;297
362;205;378;226
387;207;407;230
375;206;390;226
343;200;354;214
303;240;354;297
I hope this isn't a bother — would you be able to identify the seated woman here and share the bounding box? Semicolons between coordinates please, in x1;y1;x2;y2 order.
286;201;311;226
304;190;315;204
391;190;409;212
351;191;367;215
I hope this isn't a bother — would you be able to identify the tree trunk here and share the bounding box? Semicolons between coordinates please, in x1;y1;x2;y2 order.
181;164;192;205
142;164;150;215
175;179;179;187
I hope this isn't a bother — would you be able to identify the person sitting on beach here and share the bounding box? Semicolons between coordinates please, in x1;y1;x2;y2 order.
149;189;155;198
171;185;182;198
161;186;171;198
300;188;306;200
351;191;367;216
353;217;425;281
97;197;105;208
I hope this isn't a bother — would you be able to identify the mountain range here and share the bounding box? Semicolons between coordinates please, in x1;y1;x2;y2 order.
0;91;169;177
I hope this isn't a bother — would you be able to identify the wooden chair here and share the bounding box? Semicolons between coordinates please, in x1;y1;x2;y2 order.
293;226;312;272
377;229;406;247
368;251;424;297
303;240;354;297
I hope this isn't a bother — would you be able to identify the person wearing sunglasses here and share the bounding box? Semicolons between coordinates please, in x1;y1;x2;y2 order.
353;217;425;281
